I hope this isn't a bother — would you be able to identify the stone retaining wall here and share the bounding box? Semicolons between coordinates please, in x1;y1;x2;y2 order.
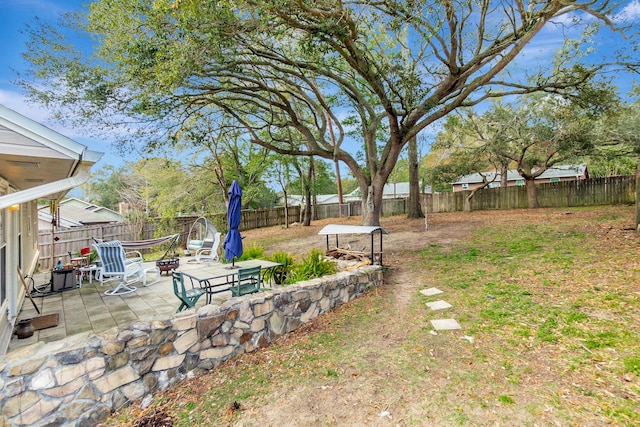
0;266;382;426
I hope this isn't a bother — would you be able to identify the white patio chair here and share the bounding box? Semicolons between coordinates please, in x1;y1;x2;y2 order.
93;240;143;296
195;232;222;263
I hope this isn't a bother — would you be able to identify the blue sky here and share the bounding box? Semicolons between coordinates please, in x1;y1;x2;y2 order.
0;0;122;166
1;1;639;171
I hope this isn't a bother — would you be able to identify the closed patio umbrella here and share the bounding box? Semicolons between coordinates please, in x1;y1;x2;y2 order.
223;180;243;268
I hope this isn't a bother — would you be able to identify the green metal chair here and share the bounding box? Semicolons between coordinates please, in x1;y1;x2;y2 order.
231;265;262;297
172;272;206;312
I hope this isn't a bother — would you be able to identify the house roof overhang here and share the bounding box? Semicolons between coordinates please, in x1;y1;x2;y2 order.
0;104;103;207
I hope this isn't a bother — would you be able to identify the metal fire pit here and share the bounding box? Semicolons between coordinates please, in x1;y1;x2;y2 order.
156;258;179;275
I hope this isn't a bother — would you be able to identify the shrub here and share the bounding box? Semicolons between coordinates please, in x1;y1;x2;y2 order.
222;242;265;263
289;248;337;283
263;251;296;285
239;242;265;261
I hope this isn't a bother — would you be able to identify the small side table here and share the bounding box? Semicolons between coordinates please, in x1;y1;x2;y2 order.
78;264;100;285
143;266;161;287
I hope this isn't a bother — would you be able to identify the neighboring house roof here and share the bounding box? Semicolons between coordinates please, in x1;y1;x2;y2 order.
283;194;341;206
0;104;103;207
453;164;588;185
281;181;432;206
346;181;432;198
58;198;123;224
37;198;123;229
38;210;83;229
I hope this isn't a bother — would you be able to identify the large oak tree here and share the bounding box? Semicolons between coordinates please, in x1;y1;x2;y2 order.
21;0;635;225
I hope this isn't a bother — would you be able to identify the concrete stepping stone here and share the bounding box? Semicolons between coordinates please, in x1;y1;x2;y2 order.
430;319;461;330
426;300;452;311
420;287;443;296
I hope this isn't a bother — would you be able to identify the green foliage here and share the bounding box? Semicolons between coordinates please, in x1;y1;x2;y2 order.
220;242;265;263
623;355;640;376
238;242;265;261
498;395;515;405
288;248;337;283
287;159;338;196
263;251;296;285
81;165;127;211
430;84;630;198
21;0;634;226
340;177;359;195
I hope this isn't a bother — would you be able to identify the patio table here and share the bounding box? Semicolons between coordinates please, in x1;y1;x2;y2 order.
181;259;281;304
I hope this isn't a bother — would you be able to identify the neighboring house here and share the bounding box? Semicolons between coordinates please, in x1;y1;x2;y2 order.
53;198;122;226
344;181;432;201
37;198;122;231
0;104;102;354
451;164;589;192
281;194;341;206
281;182;432;206
37;210;82;230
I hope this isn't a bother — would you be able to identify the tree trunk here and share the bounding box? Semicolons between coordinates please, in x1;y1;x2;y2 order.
355;130;403;226
463;186;485;212
500;161;509;187
303;158;313;226
310;157;318;221
635;159;640;231
525;179;538;208
283;189;289;228
362;185;383;226
407;135;424;218
303;186;312;226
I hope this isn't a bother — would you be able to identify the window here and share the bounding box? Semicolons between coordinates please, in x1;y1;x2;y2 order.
550;177;560;183
516;180;525;186
461;183;469;190
488;182;499;188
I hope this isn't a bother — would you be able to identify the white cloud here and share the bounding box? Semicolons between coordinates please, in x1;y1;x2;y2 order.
0;88;96;141
0;89;51;123
612;0;640;23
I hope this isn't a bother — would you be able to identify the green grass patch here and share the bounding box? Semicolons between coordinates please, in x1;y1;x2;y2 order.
623;355;640;376
414;216;640;424
498;395;515;404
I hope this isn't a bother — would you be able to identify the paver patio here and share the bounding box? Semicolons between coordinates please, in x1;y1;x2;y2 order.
8;260;231;354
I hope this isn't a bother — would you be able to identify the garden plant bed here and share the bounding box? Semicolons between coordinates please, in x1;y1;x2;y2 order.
103;206;640;426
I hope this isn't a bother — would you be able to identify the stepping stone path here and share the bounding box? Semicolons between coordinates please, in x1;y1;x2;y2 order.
420;287;443;296
426;300;452;311
430;318;461;330
420;287;462;331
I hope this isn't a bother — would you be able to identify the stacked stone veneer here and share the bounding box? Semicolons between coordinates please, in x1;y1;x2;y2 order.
0;266;382;427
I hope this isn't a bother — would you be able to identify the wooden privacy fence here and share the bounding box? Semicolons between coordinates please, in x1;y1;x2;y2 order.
38;207;300;270
37;176;635;269
428;175;636;213
39;217;197;270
